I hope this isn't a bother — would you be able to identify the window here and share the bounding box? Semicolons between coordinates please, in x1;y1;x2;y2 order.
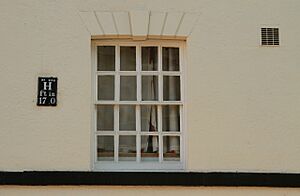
261;27;279;46
93;40;185;171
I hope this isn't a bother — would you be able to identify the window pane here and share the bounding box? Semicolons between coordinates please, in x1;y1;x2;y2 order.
163;136;180;161
98;75;114;100
142;47;158;71
119;105;136;131
97;136;114;161
119;135;136;161
142;76;158;101
162;105;180;132
141;136;159;161
97;46;115;71
163;76;180;101
120;76;136;101
120;46;136;71
141;105;158;132
97;105;114;131
162;47;179;71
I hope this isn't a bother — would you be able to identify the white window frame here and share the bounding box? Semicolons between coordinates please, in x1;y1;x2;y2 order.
91;40;186;171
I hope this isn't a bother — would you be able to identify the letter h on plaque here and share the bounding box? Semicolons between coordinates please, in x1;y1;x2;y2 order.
37;77;58;106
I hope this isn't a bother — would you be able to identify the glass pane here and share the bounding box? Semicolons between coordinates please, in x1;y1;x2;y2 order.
97;136;114;161
163;76;180;101
119;105;136;131
120;76;136;101
162;105;180;132
142;47;158;71
98;75;114;100
141;135;159;161
142;76;158;101
162;47;179;71
119;135;136;161
141;105;158;132
163;136;180;161
97;46;115;71
120;46;136;71
97;105;114;131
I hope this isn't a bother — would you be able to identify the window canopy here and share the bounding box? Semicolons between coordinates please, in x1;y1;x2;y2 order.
79;11;199;40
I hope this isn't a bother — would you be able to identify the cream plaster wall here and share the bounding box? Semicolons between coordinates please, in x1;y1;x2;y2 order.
0;0;299;173
1;186;300;196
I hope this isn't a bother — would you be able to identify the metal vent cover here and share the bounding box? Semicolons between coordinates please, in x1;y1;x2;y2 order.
261;28;279;46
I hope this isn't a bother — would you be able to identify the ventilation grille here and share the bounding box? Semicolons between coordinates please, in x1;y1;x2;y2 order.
261;28;279;46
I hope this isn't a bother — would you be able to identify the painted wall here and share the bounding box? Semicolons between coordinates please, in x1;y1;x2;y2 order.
0;0;300;173
1;186;300;196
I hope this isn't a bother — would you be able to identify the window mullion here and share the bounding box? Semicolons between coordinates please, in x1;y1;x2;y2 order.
158;45;163;103
137;44;141;102
136;105;141;162
158;105;163;163
115;134;119;162
158;45;163;163
114;105;119;162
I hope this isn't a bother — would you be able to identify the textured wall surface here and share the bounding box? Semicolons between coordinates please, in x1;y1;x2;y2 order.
0;0;299;173
1;186;300;196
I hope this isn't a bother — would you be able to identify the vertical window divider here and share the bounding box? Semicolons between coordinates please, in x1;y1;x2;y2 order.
115;45;120;101
136;44;142;162
115;134;119;162
158;44;163;163
114;105;119;162
137;44;142;102
115;45;120;163
158;105;163;163
136;105;141;163
158;45;163;103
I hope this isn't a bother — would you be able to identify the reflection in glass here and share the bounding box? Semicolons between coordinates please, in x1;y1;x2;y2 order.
162;47;179;71
141;136;159;161
163;76;180;101
97;105;114;131
141;105;158;132
119;105;136;131
97;136;114;161
142;47;158;71
142;76;158;101
120;46;136;71
120;76;136;101
163;136;180;161
98;75;114;100
97;46;115;71
119;135;136;161
162;105;180;132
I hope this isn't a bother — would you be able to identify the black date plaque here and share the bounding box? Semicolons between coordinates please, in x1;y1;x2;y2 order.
37;77;57;106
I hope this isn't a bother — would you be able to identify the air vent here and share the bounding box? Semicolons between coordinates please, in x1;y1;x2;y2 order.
261;28;279;46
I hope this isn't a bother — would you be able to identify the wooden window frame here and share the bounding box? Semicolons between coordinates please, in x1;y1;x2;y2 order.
91;40;186;171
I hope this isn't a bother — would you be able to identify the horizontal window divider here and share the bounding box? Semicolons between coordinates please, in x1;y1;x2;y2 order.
141;72;159;75
161;132;181;135
161;71;182;75
97;72;116;75
140;132;159;135
118;71;138;75
96;131;115;135
118;131;138;134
